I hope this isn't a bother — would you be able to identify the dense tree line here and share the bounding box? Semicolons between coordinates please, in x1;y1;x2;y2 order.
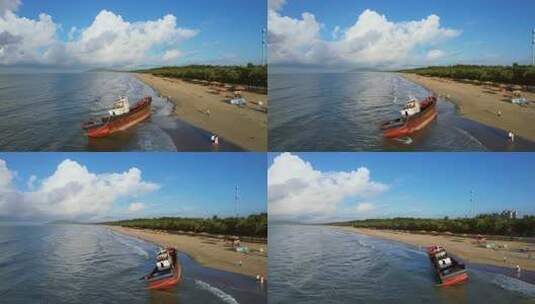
335;214;535;237
104;213;267;238
400;64;535;86
134;64;267;87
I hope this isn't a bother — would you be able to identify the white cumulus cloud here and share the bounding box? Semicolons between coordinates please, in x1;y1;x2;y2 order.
426;49;446;61
0;0;20;17
0;5;198;67
0;158;159;220
355;202;375;212
268;6;461;69
127;202;146;213
268;0;286;11
268;153;388;222
162;49;182;61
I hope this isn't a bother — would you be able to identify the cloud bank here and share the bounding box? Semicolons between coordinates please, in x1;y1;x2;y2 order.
0;3;198;68
268;153;387;223
0;158;159;221
268;1;461;69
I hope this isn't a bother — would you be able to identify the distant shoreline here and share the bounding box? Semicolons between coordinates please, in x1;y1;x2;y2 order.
401;73;535;142
337;226;535;272
134;73;267;151
106;225;267;279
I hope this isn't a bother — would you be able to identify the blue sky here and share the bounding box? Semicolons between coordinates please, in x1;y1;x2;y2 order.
0;0;266;69
0;153;266;222
269;0;535;70
268;152;535;222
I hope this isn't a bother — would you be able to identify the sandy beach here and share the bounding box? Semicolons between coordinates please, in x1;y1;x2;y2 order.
107;226;267;279
135;73;267;151
340;227;535;271
402;73;535;141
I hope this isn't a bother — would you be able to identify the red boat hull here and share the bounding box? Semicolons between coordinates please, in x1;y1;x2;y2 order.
382;97;437;138
148;267;181;290
84;97;151;138
427;245;468;287
148;248;182;290
438;272;469;287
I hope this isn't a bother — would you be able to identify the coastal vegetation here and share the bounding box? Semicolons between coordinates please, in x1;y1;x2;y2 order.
134;64;267;87
400;64;535;86
103;213;267;238
334;214;535;237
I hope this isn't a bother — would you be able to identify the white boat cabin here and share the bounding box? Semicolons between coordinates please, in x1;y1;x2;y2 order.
400;97;421;117
108;96;130;116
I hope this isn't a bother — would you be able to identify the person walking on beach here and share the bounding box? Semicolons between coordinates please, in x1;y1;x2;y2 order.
508;131;515;142
211;135;219;145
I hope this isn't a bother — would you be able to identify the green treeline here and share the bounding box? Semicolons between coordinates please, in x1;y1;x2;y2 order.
134;64;267;87
104;213;267;238
400;64;535;86
338;214;535;237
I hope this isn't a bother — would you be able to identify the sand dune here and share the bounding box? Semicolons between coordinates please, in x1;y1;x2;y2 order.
403;73;535;141
108;226;267;279
135;73;267;151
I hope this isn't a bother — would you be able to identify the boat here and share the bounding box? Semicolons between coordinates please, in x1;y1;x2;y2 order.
427;245;468;287
380;96;437;138
144;247;182;290
81;96;152;137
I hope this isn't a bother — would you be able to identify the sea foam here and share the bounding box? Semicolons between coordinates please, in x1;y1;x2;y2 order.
195;280;239;304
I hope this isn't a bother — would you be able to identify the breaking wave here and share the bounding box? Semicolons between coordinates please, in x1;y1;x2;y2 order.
109;231;149;259
195;280;239;304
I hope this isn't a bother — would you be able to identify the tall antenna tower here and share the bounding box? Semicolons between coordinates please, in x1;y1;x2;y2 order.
532;28;535;66
469;190;474;218
235;184;239;218
261;28;267;66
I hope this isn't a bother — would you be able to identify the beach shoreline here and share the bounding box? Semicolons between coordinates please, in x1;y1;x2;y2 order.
401;73;535;142
134;73;267;151
106;226;267;279
337;226;535;272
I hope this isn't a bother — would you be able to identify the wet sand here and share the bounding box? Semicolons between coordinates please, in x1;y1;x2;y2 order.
403;73;535;141
135;73;267;151
341;227;535;271
107;226;267;279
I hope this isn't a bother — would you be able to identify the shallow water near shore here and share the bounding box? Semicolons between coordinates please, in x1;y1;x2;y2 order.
0;224;265;304
269;72;535;151
269;224;535;304
0;72;242;151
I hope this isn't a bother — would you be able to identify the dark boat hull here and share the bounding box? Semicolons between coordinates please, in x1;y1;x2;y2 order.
83;97;152;138
381;97;437;138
